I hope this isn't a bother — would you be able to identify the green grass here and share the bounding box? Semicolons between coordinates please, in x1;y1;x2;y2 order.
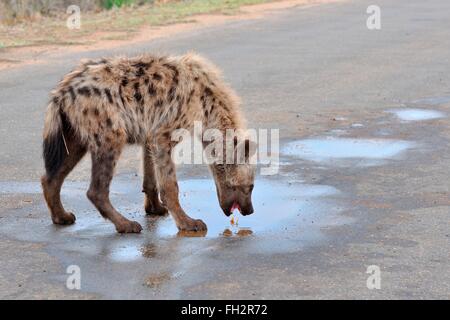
0;0;275;48
102;0;154;10
113;0;272;27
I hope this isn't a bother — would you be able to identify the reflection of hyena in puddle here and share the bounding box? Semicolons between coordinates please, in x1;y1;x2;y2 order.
41;53;255;234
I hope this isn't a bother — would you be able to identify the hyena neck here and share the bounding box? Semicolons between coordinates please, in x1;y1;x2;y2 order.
201;90;246;135
205;111;245;134
202;100;248;168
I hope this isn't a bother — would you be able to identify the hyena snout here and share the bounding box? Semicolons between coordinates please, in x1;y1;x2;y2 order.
237;200;254;216
220;188;254;217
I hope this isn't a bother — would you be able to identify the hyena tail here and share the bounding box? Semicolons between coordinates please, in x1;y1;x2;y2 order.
42;100;71;179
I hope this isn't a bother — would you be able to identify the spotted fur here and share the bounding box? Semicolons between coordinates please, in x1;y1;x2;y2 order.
41;53;255;234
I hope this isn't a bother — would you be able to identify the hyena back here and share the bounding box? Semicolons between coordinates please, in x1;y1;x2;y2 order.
41;53;255;234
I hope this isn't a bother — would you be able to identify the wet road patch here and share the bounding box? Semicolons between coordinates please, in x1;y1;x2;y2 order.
282;137;414;166
387;108;446;121
158;179;340;239
0;175;347;260
411;95;450;106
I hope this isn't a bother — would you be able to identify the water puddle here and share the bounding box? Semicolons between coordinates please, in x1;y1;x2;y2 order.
108;242;144;262
156;179;339;238
0;176;346;258
0;180;134;196
282;137;414;166
387;108;446;121
411;95;450;106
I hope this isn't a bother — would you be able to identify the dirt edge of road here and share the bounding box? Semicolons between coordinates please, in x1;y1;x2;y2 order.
0;0;344;71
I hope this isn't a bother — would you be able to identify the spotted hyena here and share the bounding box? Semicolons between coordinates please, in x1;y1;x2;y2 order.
41;53;255;233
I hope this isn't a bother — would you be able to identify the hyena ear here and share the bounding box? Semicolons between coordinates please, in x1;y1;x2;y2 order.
235;137;257;164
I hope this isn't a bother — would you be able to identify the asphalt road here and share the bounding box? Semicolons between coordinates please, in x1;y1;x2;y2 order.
0;0;449;299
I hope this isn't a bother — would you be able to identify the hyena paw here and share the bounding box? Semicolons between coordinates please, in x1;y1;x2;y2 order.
178;218;207;232
116;220;143;234
52;212;76;225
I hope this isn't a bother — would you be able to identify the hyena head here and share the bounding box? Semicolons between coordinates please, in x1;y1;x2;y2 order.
210;138;256;217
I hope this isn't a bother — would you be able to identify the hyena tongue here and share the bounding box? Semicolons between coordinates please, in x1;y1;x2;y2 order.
231;202;241;214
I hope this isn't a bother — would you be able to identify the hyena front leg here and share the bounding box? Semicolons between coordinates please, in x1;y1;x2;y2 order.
87;139;142;234
143;142;168;216
154;136;207;232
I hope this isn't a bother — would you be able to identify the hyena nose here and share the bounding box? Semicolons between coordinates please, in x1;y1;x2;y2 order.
241;205;254;216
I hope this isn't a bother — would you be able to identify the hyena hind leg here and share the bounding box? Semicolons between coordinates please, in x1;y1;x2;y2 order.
87;142;142;234
143;142;168;216
41;136;87;225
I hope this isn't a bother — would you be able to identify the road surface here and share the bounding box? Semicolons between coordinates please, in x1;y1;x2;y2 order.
0;0;449;299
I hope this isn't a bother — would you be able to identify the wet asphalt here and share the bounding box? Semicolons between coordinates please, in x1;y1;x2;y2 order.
0;0;450;299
